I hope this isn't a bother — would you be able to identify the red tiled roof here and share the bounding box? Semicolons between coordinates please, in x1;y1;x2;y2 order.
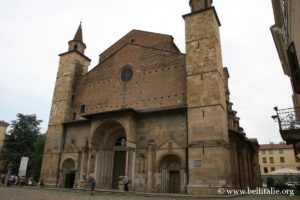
259;143;293;150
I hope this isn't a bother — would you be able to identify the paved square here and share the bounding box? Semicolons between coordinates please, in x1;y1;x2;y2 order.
0;187;298;200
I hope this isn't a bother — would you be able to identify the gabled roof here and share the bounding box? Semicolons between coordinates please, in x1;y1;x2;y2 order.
99;29;181;63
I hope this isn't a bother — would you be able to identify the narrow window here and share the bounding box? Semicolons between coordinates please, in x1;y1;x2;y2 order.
279;149;283;154
269;150;273;154
262;157;267;163
264;167;268;173
80;104;85;113
271;167;275;172
270;157;274;163
280;157;285;163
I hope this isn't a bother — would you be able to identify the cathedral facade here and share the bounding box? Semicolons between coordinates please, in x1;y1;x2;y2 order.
40;1;261;195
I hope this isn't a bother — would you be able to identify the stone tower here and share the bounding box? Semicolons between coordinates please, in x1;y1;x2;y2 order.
184;1;231;194
40;23;90;186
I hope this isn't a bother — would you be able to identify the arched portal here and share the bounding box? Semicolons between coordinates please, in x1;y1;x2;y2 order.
158;154;182;193
91;120;127;189
61;158;76;188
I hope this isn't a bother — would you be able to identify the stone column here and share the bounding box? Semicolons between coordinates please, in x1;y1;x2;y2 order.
73;152;81;188
126;147;136;190
57;169;63;188
181;168;186;193
146;140;156;192
79;148;88;188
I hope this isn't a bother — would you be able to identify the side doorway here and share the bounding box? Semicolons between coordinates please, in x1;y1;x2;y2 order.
65;170;76;188
159;154;182;193
169;170;180;193
61;158;76;188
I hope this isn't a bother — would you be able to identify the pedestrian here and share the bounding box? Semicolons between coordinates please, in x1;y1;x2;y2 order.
123;176;130;192
0;174;5;184
90;178;96;196
15;176;20;186
20;176;26;186
40;180;44;187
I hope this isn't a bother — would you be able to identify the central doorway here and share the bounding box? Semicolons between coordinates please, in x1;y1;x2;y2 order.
92;122;127;189
112;151;126;189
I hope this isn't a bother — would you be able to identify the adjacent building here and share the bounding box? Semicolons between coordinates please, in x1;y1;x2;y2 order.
271;0;300;158
0;121;9;149
40;0;261;194
0;121;9;172
259;142;300;184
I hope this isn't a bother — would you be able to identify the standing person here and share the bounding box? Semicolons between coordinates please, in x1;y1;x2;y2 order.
90;178;96;196
123;176;129;192
1;174;5;184
39;180;44;187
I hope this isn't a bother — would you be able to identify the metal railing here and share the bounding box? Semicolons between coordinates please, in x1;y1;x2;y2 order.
273;107;300;131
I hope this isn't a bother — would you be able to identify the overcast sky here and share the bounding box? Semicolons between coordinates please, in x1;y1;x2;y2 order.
0;0;293;144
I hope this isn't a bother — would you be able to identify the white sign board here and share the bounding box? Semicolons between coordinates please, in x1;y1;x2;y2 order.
18;157;29;177
126;141;136;148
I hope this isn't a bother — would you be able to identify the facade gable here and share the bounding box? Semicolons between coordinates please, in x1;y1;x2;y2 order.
157;137;182;150
99;29;181;63
72;43;186;118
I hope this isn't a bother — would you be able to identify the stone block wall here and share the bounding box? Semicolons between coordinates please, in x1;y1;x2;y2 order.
184;7;230;195
40;50;90;186
72;38;186;117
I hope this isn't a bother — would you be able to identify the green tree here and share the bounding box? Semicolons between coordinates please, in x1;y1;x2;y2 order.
0;113;42;176
32;134;45;181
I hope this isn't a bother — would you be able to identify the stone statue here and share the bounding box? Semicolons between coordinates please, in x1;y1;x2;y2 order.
189;0;213;12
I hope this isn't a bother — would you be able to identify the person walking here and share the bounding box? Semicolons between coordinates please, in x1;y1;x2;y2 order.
90;178;96;196
123;176;129;192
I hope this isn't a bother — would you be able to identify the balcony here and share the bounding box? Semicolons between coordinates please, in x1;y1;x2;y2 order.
273;107;300;159
273;107;300;141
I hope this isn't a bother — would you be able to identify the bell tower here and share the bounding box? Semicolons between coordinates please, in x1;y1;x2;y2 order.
189;0;213;12
184;1;231;195
68;23;86;54
40;23;91;186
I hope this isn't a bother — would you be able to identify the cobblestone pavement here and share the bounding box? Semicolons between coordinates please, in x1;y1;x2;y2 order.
0;186;298;200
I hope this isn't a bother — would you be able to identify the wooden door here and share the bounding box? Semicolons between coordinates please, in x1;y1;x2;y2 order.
169;170;180;193
65;172;75;188
112;151;126;189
